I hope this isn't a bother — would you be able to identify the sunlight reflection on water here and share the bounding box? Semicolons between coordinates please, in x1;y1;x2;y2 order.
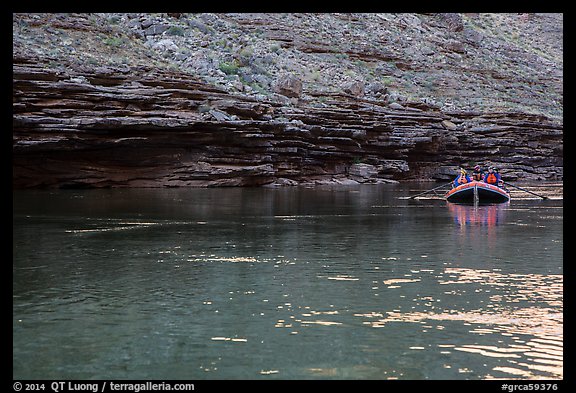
13;186;562;379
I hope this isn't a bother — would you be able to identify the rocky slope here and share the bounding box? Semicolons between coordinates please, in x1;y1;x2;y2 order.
12;13;563;188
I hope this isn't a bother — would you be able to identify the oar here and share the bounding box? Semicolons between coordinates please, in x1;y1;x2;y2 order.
406;182;453;199
503;181;548;200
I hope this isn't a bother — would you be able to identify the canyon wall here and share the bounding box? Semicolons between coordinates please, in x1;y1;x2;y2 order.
13;13;563;188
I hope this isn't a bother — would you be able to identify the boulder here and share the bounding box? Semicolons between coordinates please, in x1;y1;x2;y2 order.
436;13;464;32
144;24;170;36
342;80;365;96
443;40;466;54
441;120;458;130
463;27;484;47
208;109;231;121
187;18;210;34
389;102;405;110
273;74;302;98
152;39;178;52
366;82;388;96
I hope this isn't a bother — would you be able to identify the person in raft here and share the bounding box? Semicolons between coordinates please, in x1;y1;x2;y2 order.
471;164;484;181
453;168;472;188
493;167;508;190
483;166;502;186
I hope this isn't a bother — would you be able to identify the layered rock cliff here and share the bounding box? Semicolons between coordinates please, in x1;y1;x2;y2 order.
13;13;563;188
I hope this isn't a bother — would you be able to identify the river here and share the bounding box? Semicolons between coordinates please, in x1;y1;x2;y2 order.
13;184;563;380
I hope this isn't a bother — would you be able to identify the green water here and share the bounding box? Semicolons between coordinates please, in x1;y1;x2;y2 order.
13;184;563;379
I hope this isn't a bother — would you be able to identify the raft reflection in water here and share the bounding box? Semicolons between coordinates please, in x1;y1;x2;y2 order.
448;202;508;227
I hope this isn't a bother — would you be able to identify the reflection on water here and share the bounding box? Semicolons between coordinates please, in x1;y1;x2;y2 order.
448;203;508;227
13;186;563;380
356;267;562;379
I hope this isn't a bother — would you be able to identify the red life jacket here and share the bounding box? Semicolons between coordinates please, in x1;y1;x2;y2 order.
486;173;497;184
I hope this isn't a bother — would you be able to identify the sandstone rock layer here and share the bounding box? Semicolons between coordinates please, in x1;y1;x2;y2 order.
13;57;562;188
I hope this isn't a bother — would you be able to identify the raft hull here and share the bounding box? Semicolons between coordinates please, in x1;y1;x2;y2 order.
445;181;510;204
